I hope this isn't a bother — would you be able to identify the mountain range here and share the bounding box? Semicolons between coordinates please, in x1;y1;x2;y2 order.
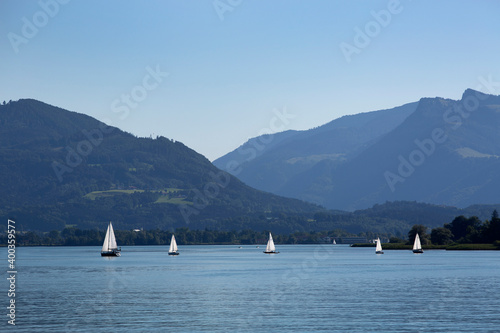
2;95;499;235
214;89;500;211
0;99;320;232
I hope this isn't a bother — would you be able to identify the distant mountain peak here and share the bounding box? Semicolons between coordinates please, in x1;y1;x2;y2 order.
6;98;61;110
461;88;488;100
417;96;454;108
214;89;500;211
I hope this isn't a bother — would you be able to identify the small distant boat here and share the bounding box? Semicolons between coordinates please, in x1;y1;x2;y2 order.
413;233;424;254
333;239;336;245
375;237;384;254
264;232;279;254
101;222;121;257
168;234;179;256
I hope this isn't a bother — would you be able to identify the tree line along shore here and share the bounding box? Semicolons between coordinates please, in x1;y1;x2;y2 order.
2;211;500;249
353;210;500;250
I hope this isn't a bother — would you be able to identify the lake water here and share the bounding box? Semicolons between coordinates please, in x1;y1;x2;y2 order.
4;245;500;332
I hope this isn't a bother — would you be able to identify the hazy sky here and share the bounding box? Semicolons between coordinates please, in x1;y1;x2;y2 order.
2;0;500;161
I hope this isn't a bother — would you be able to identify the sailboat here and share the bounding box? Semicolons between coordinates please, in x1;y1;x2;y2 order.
375;237;384;254
101;222;121;257
263;232;279;254
168;234;179;256
412;233;424;254
333;239;336;245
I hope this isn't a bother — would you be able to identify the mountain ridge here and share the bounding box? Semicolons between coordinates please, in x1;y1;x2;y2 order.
214;101;418;194
0;99;322;232
215;89;500;211
2;96;499;235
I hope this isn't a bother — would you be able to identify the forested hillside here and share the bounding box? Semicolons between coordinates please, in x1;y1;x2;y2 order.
2;99;499;236
0;99;320;232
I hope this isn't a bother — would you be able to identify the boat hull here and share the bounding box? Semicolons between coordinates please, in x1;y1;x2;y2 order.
263;251;279;254
413;249;424;254
376;251;384;254
168;252;180;256
101;250;121;257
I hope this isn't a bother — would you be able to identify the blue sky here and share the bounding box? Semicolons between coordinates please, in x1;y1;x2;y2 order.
2;0;500;161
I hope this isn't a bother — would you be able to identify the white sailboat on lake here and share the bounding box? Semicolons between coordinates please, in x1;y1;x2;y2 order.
375;237;384;254
168;234;179;255
101;222;121;257
264;232;279;254
413;233;424;254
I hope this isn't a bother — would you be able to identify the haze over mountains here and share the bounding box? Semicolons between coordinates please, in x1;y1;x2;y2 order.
214;89;500;211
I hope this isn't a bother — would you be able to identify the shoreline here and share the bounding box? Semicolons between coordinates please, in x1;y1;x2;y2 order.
2;243;499;250
350;243;500;250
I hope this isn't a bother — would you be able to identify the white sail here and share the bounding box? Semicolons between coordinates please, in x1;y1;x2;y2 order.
101;225;110;252
169;234;178;253
375;238;383;252
102;222;118;252
413;233;422;250
265;233;276;252
333;239;336;245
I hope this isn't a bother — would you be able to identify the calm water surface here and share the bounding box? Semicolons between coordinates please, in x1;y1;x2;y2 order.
3;245;500;332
